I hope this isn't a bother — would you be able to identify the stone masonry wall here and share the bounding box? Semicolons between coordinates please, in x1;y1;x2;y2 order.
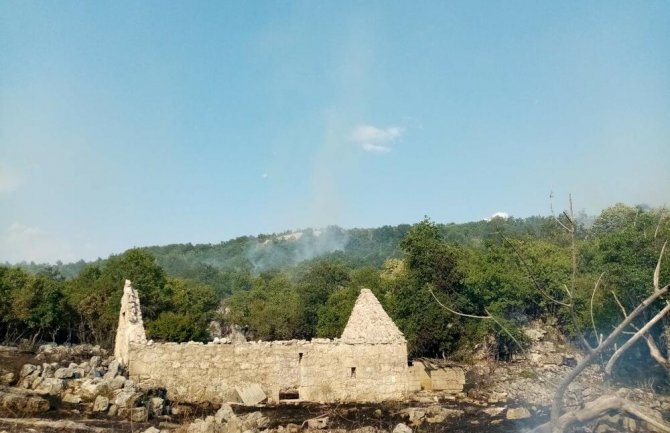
299;340;408;402
128;339;408;404
120;285;410;404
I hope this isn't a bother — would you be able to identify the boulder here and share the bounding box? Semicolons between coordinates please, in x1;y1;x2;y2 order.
114;389;143;409
285;423;300;433
142;428;161;433
506;407;531;420
62;393;82;404
109;375;126;390
89;367;106;378
222;415;244;433
0;368;14;386
399;408;427;426
108;404;119;416
0;386;50;414
40;363;58;379
149;396;165;417
483;407;506;417
79;378;110;401
392;423;412;433
235;383;266;405
54;367;75;379
32;377;65;396
93;395;110;412
105;359;120;379
20;364;41;378
130;407;148;422
305;416;329;429
90;356;102;368
214;403;235;423
186;419;223;433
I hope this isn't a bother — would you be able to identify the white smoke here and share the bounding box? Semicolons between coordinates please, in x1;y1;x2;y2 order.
246;226;349;272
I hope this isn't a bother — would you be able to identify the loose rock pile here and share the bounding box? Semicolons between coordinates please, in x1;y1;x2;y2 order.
176;404;269;433
11;344;165;421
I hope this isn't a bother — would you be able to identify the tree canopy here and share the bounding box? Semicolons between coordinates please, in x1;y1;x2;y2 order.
2;203;667;372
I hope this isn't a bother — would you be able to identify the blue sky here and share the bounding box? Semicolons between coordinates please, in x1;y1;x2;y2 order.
1;1;669;263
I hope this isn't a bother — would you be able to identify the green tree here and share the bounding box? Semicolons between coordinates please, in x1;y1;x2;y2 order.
225;273;302;340
294;258;351;338
383;219;465;357
65;249;170;347
400;217;461;292
315;267;384;338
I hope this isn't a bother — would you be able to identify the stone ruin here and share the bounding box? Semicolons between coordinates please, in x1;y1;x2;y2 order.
115;280;411;404
114;280;147;365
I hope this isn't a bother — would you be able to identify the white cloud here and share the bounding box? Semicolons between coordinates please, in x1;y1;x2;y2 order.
350;124;404;153
487;212;510;221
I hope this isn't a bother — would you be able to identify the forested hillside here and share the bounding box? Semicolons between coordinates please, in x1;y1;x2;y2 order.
1;203;668;373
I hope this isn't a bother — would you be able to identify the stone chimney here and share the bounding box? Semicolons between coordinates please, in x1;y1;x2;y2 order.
114;279;147;365
341;288;406;344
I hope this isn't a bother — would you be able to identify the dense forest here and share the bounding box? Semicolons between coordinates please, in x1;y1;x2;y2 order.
1;203;668;373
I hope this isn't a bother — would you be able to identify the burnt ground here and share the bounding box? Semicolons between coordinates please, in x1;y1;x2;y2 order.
235;401;547;432
0;347;547;433
0;400;547;433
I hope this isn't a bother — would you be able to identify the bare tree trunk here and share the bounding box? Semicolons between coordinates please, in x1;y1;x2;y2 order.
605;302;670;374
549;284;669;433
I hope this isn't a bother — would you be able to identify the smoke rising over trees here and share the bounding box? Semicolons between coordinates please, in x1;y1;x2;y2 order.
1;203;668;388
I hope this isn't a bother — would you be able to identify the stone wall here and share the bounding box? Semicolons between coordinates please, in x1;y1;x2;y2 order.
118;285;410;404
114;280;146;365
408;361;465;392
298;339;408;402
128;338;408;404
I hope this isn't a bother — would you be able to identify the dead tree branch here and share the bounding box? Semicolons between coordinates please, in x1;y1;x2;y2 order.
549;281;670;433
590;273;605;345
532;394;670;433
605;301;670;375
429;287;559;387
610;286;670;370
643;333;669;367
654;240;667;292
428;288;491;320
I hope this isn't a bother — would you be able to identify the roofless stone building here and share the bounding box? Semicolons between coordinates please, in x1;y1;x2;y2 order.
115;280;410;403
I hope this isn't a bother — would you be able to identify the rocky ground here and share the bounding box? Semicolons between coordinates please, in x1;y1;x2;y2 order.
0;335;668;433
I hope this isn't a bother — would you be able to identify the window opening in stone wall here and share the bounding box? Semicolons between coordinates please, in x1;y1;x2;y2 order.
350;367;356;378
279;388;300;401
298;352;303;364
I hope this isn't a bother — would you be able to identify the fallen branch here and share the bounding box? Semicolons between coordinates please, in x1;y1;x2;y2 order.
532;395;670;433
